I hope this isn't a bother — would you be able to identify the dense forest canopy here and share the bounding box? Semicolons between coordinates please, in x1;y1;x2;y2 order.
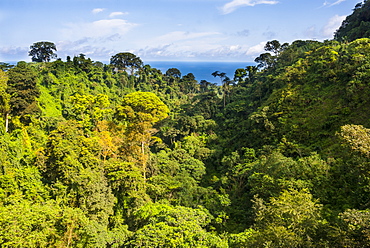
335;0;370;41
2;2;370;247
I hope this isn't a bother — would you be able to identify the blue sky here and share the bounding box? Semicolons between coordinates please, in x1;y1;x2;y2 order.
0;0;360;62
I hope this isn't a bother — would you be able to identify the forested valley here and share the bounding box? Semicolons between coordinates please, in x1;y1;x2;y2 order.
2;2;370;247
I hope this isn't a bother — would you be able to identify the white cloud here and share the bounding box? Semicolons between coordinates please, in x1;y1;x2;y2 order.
57;39;117;59
54;30;266;61
330;0;346;6
322;14;346;37
92;8;105;14
134;37;265;61
0;46;29;61
221;0;279;14
136;32;222;59
304;26;318;39
321;0;346;8
57;19;139;60
136;44;231;60
301;14;345;39
61;19;138;40
109;12;128;18
131;30;271;61
246;41;266;56
263;31;277;39
236;29;250;37
152;31;220;44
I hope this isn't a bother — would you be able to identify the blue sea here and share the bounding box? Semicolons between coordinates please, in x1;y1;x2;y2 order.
6;60;255;84
146;61;255;84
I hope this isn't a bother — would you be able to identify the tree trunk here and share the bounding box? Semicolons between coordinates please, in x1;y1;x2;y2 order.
5;113;8;133
141;139;146;182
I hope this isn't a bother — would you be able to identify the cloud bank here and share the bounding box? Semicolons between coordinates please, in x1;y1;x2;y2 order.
92;8;105;14
221;0;279;14
61;19;138;40
323;0;347;7
322;14;346;37
109;12;128;18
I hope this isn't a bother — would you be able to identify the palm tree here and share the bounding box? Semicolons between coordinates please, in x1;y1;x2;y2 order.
212;71;230;107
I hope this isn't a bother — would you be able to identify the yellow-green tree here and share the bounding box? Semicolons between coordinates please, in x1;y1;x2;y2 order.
338;124;370;157
115;91;169;181
0;70;10;132
129;203;227;247
245;189;325;247
69;93;112;131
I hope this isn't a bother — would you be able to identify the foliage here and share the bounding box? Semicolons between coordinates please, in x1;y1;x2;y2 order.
334;209;370;247
7;61;40;125
334;1;370;42
110;52;143;75
5;29;370;246
0;70;10;131
129;203;227;247
338;124;370;157
29;41;57;62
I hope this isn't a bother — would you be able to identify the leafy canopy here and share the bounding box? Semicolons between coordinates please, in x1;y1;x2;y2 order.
28;41;57;62
335;1;370;41
110;52;143;75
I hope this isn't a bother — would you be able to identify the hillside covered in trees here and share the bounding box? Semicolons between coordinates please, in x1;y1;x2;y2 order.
2;2;370;247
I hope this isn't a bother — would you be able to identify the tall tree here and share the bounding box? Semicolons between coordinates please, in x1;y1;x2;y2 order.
165;68;181;78
0;70;10;132
115;92;169;181
212;71;230;107
6;61;40;124
199;80;213;92
180;73;198;94
129;203;227;247
234;68;247;83
110;52;143;75
264;40;288;56
239;189;325;247
28;41;57;62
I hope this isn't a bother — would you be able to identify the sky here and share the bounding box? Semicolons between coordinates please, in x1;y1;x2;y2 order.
0;0;361;63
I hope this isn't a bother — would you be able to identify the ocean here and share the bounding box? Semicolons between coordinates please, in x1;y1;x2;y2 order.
6;60;255;84
146;61;255;84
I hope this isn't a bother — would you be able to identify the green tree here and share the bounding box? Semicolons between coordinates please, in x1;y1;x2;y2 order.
165;68;181;78
212;71;230;107
338;124;370;158
234;68;247;83
254;52;274;69
333;124;370;209
199;80;214;92
29;41;57;62
148;134;210;206
0;70;10;132
110;52;143;75
73;54;93;73
115;92;169;181
6;61;40;124
164;68;182;90
248;189;326;247
38;120;124;247
264;40;288;56
332;209;370;247
0;62;14;72
180;73;198;94
129;203;227;248
334;1;370;41
68;93;112;131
